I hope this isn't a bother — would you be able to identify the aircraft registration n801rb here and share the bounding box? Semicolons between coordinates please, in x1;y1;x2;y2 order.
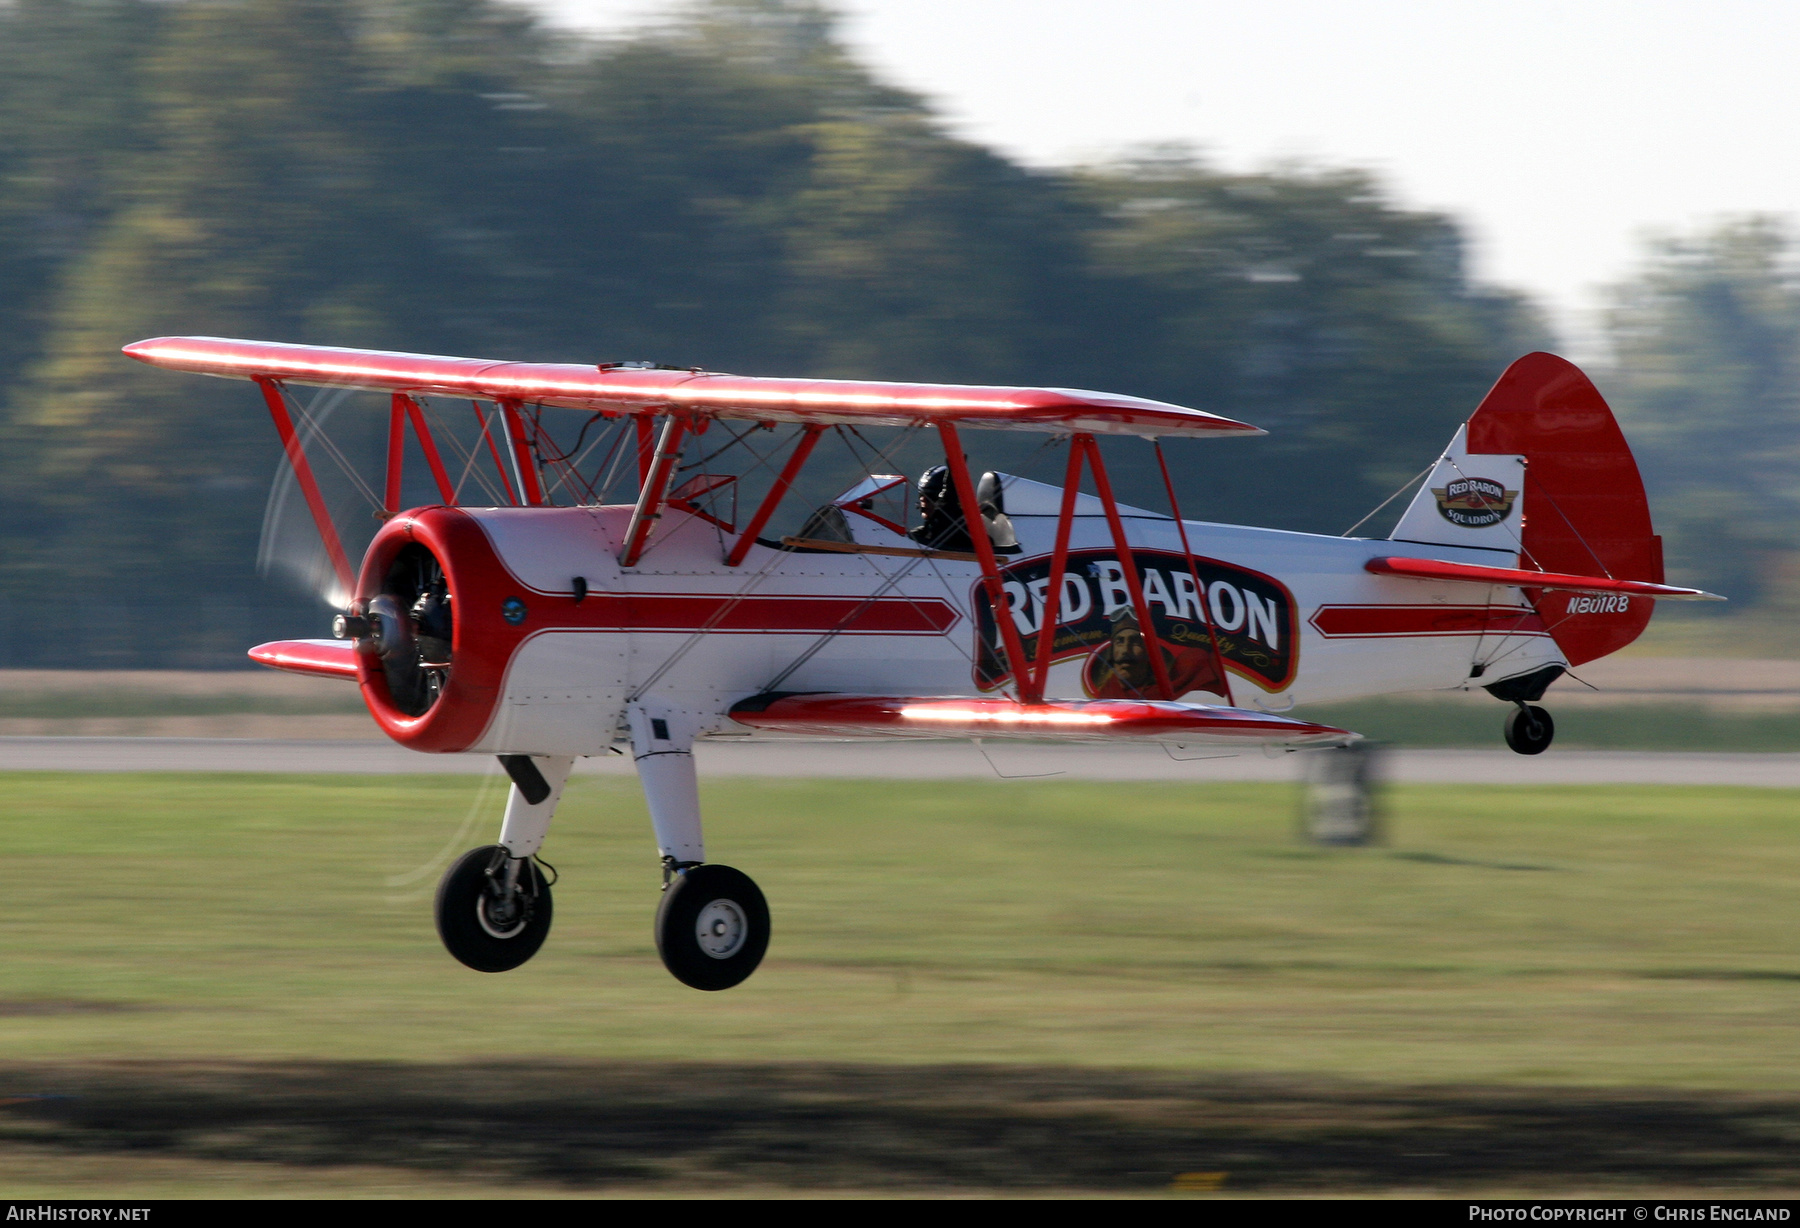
124;337;1720;991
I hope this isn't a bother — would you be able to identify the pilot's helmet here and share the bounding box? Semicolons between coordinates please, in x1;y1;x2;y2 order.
917;464;955;514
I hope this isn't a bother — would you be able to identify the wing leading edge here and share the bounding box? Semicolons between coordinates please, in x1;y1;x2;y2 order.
728;693;1355;746
122;336;1262;439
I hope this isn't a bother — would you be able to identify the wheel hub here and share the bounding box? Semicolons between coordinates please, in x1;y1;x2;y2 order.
695;898;747;959
477;888;530;940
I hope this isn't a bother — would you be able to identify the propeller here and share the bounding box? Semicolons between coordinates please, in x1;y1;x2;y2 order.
256;385;379;615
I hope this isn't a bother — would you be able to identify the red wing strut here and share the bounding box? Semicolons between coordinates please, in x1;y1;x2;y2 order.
122;336;1261;439
1366;557;1723;601
728;693;1355;746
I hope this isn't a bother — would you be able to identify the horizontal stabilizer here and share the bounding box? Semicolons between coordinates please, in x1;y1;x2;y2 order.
728;693;1354;746
249;639;360;680
1366;556;1723;601
122;336;1262;439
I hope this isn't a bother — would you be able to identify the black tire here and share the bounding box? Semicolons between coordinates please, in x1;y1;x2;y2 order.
1504;704;1554;755
655;864;770;991
434;844;553;973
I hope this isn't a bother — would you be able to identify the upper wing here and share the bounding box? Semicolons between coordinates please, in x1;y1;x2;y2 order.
727;692;1354;746
122;336;1262;439
1366;556;1724;601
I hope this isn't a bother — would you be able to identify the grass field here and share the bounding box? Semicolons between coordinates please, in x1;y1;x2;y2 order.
3;771;1800;1196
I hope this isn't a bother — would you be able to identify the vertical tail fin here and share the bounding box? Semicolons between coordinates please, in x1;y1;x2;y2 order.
1390;352;1660;666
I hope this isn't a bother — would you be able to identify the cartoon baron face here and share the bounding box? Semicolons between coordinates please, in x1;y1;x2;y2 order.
1083;606;1230;700
1088;607;1155;696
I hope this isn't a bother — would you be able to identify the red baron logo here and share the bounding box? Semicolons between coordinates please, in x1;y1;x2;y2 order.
972;548;1298;695
1433;476;1517;528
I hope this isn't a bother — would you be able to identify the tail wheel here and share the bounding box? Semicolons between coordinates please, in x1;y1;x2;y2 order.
435;844;553;972
1504;704;1554;755
655;864;769;991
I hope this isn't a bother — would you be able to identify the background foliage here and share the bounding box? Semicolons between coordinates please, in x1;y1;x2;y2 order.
1;0;1776;666
1604;217;1800;619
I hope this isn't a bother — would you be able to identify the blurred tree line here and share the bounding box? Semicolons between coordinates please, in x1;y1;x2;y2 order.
1604;217;1800;623
0;0;1556;665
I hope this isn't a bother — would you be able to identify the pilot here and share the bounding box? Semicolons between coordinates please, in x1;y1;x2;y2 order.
911;465;974;551
912;465;1020;553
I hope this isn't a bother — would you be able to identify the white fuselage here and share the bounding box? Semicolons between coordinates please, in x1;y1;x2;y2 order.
459;476;1563;757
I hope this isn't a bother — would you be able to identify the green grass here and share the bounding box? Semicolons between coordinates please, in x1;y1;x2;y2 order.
1294;697;1800;749
1;771;1798;1091
1;682;1793;748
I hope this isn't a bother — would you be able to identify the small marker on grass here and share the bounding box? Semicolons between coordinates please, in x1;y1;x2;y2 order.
1171;1171;1228;1192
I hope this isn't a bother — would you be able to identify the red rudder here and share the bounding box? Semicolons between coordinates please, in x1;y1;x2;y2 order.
1466;353;1660;666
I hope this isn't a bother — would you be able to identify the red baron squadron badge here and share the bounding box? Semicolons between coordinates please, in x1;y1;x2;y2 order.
972;548;1298;696
1433;476;1517;528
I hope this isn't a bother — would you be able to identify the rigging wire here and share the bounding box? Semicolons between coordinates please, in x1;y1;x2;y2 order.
625;520;796;701
760;546;936;693
1341;461;1436;538
523;404;618;505
419;398;508;506
680;421;771;475
631;423;929;698
593;413;644;505
972;739;1065;779
1435;452;1625;676
811;427;1066;701
757;422;1062;696
285;386;384;511
553;416;629;505
521;406;582;503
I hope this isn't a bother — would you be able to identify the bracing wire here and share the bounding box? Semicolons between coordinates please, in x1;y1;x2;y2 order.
419;398;508;506
1341;461;1436;538
550;417;630;504
626;422;846;697
285;386;384;511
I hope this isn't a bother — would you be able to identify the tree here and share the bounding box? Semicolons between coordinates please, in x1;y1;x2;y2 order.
1605;217;1800;608
0;0;1549;665
1074;150;1548;531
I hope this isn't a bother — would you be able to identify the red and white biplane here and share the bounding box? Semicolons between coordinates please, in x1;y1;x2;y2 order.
124;337;1717;989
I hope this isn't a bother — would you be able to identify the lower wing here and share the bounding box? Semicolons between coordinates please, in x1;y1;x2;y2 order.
728;692;1354;746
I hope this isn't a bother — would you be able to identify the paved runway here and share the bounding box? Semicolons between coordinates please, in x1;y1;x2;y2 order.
1;736;1798;786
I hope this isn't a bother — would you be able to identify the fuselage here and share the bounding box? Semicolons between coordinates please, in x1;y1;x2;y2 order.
362;474;1565;757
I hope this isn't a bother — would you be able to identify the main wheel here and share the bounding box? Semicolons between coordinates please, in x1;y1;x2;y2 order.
435;844;553;972
655;864;770;991
1504;704;1554;755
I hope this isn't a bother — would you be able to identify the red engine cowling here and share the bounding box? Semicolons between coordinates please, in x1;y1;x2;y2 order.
354;507;533;752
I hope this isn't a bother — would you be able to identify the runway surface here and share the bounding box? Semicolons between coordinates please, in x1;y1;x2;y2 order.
1;736;1798;785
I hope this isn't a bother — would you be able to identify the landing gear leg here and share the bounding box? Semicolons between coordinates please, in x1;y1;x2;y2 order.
1503;703;1554;755
435;754;574;972
630;704;769;991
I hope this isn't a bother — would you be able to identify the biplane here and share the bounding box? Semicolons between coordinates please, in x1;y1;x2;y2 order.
123;337;1719;990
